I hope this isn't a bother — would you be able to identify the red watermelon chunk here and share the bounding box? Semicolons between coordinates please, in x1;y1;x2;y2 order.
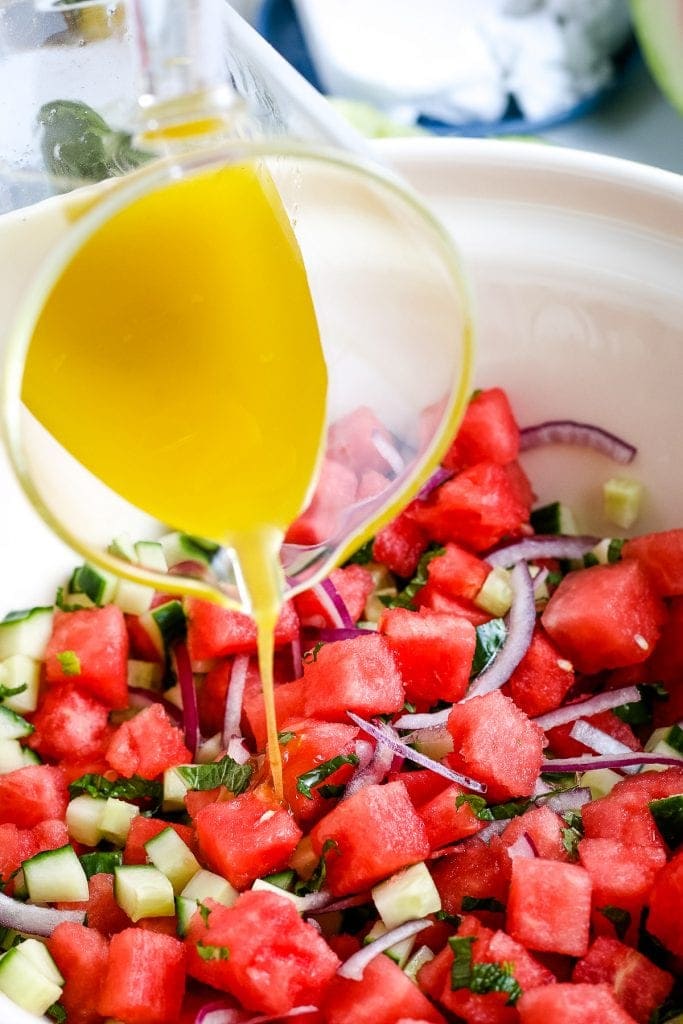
97;928;186;1024
0;764;68;828
517;982;638;1024
310;780;429;896
27;683;112;762
447;690;546;802
45;605;129;709
541;561;665;674
243;676;307;751
327;405;396;475
379;606;476;704
506;858;592;957
622;529;683;597
301;634;405;721
425;543;490;602
501;804;569;862
573;936;673;1024
279;717;359;826
47;922;109;1024
106;703;191;779
285;457;358;546
195;787;302;890
430;835;511;915
186;596;299;661
545;709;640;760
123;816;198;864
580;767;683;853
416;584;493;626
294;565;374;628
322;948;446;1024
74;872;131;937
373;507;429;578
443;388;520;471
416;782;486;851
646;849;683;956
185;891;339;1015
502;626;575;718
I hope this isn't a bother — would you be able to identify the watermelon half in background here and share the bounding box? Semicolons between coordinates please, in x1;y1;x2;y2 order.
630;0;683;114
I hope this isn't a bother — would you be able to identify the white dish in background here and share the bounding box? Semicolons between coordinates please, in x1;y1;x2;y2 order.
1;137;683;1024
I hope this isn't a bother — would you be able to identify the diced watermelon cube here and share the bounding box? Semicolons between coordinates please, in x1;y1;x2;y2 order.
517;982;639;1024
416;783;485;850
310;780;430;896
322;949;446;1024
502;626;575;718
373;507;429;578
285;458;358;545
327;405;396;475
106;703;191;779
185;891;339;1014
424;543;490;602
195;787;302;889
27;683;112;762
123;816;198;864
279;717;359;826
410;462;531;552
243;676;307;751
0;764;68;828
581;767;683;854
20;818;69;862
447;690;546;802
47;922;109;1024
45;605;129;709
443;388;520;471
397;768;451;808
646;849;683;956
186;596;300;661
573;936;673;1024
500;804;569;862
541;561;665;674
294;565;374;628
507;857;592;957
98;928;186;1024
77;872;131;937
428;835;511;915
301;634;405;721
545;709;640;760
379;607;476;704
416;584;493;626
622;529;683;597
578;838;666;947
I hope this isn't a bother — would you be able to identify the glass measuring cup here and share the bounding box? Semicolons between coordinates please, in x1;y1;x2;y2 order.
0;0;473;616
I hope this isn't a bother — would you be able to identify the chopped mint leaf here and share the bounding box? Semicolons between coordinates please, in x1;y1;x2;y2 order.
455;794;491;819
607;538;624;563
561;823;583;860
318;783;345;799
0;926;21;950
403;701;417;714
455;794;530;821
650;795;683;849
303;641;325;664
598;905;631;942
278;731;296;746
614;683;668;728
175;756;252;795
196;941;230;961
665;724;683;756
471;618;507;677
296;753;359;800
469;961;522;1004
461;896;505;913
343;538;375;566
294;839;338;896
381;545;445;609
46;1004;67;1024
198;903;211;926
449;935;475;989
79;851;123;879
56;650;81;676
0;683;27;702
69;773;162;807
435;910;462;927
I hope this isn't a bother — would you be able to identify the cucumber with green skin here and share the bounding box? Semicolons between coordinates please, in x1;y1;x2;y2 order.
630;0;683;115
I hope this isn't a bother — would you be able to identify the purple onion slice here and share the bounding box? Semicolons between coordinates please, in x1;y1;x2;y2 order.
541;752;683;773
317;627;374;643
222;654;249;748
539;787;592;814
533;685;640;732
0;891;85;937
195;1005;319;1024
520;420;637;464
569;719;641;774
393;708;451;731
506;833;537;859
316;578;356;630
344;735;395;799
416;467;454;501
485;535;600;568
337;919;431;980
174;641;200;758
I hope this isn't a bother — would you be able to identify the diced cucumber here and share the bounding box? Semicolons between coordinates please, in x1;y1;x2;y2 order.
58;589;96;610
0;739;39;774
0;706;34;740
23;844;89;903
262;869;296;892
0;607;53;660
161;532;219;569
0;655;41;713
14;938;64;987
251;878;310;912
114;865;175;922
162;683;184;710
144;827;200;894
475;567;512;617
530;501;577;536
126;659;163;691
372;862;441;929
642;724;683;773
135;540;167;572
163;767;190;813
99;798;140;846
12;870;27;901
0;928;21;952
403;943;435;982
412;728;453;762
196;732;223;764
579;767;623;799
108;533;137;562
180;869;238;908
114;578;155;616
363;920;416;967
0;944;63;1016
68;563;117;607
138;600;186;658
603;476;644;530
66;795;107;846
175;895;200;937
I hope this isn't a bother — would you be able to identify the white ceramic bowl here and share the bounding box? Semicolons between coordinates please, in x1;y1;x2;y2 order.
1;137;682;1022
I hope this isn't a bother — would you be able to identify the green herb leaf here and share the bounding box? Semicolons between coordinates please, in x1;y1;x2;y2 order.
198;903;211;926
381;545;445;610
0;926;21;950
47;1004;67;1024
56;650;81;676
79;850;123;879
343;538;375;566
455;794;530;821
175;755;252;795
471;618;507;677
196;941;230;961
614;683;669;728
0;683;27;702
469;961;522;1004
262;870;296;892
318;783;345;799
455;794;492;820
68;773;162;807
607;538;624;563
435;910;462;927
449;935;475;989
303;641;325;664
294;839;338;895
598;905;631;942
665;724;683;756
650;795;683;849
278;731;296;746
296;754;359;800
461;896;505;913
561;824;583;859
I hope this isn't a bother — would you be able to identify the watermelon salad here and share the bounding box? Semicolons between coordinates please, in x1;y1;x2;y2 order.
1;386;683;1024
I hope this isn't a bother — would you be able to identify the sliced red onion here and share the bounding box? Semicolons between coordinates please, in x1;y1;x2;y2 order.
222;654;249;748
316;578;355;630
520;420;636;464
317;627;374;643
464;562;535;701
347;712;486;794
476;819;511;843
344;736;394;799
569;720;641;775
485;535;600;568
227;736;251;765
174;641;200;758
532;777;554;797
196;1006;319;1024
308;892;373;915
539;787;592;814
393;708;451;731
541;752;683;773
417;466;454;501
338;919;431;981
290;635;303;680
127;686;183;724
532;567;549;594
506;833;537;859
0;892;85;936
372;430;405;476
533;686;641;732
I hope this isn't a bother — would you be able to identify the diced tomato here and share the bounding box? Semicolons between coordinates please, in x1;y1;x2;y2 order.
278;717;359;826
294;565;374;628
106;703;191;779
573;937;673;1024
285;457;358;545
502;626;575;718
645;849;683;956
195;786;302;889
301;634;405;721
622;529;683;597
45;605;129;709
541;561;665;674
447;690;546;802
0;764;68;828
507;858;592;957
27;683;112;762
410;462;531;552
442;388;520;471
500;804;569;862
379;607;476;704
123;816;198;864
185;596;300;661
429;836;512;915
48;922;109;1024
322;948;446;1024
416;783;485;850
310;780;430;896
185;891;339;1015
517;982;639;1024
98;928;186;1024
373;507;429;578
424;543;490;602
